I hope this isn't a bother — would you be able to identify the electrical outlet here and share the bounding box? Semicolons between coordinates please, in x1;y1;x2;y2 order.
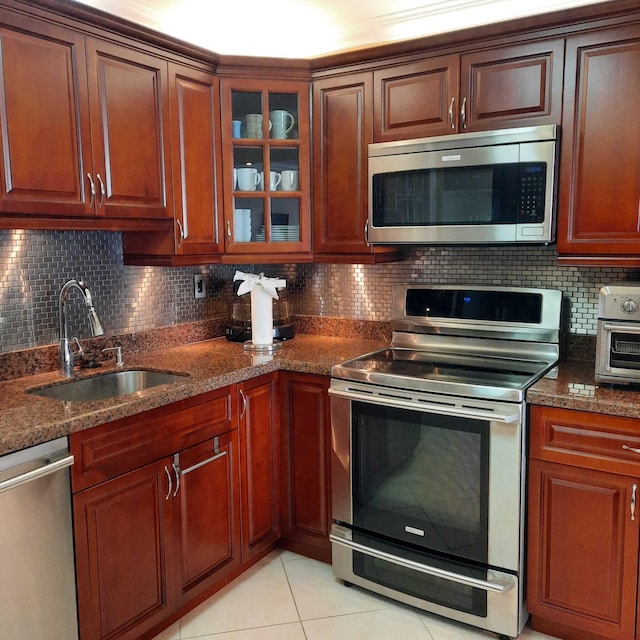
193;274;206;299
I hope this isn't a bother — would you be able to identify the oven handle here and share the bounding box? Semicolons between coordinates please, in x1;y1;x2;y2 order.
330;532;515;594
328;387;520;424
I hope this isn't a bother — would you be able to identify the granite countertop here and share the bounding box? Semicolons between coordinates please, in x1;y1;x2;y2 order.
527;358;640;419
5;332;640;458
0;335;386;457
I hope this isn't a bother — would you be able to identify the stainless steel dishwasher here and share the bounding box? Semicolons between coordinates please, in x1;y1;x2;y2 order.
0;437;79;640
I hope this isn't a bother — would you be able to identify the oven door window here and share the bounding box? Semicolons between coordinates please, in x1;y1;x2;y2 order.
610;331;640;370
352;531;488;617
352;401;489;565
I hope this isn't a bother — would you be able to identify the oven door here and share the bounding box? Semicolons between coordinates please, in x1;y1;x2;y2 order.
329;379;525;636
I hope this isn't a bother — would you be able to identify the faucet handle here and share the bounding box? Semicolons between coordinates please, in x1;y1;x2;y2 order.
71;337;84;361
102;346;124;367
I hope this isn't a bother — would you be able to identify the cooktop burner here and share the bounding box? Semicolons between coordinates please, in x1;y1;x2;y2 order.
331;285;563;402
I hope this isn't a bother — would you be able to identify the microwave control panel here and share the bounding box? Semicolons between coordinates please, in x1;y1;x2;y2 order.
518;164;546;223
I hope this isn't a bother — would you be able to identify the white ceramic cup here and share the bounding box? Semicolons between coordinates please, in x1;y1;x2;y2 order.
269;110;295;139
281;170;299;191
269;171;282;191
236;167;260;191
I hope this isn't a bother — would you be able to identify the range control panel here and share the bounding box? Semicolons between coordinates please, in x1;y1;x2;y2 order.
598;284;640;321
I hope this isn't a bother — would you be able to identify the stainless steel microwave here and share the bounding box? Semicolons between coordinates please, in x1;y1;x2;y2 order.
367;125;558;245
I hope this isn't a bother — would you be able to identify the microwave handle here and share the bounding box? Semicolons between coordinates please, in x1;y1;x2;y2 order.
364;219;370;246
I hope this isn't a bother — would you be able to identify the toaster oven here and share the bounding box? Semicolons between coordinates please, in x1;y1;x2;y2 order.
595;284;640;385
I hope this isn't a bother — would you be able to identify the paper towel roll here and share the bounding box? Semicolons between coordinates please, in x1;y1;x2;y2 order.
233;270;287;347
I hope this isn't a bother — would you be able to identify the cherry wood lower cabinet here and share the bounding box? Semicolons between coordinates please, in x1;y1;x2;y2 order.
527;405;640;640
238;373;281;563
279;372;332;563
70;388;241;640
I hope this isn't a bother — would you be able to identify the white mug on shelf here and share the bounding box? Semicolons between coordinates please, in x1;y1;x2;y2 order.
269;171;282;191
281;170;299;191
236;167;260;191
269;110;295;139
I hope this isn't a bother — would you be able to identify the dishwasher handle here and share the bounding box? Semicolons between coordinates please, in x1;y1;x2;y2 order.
0;452;74;494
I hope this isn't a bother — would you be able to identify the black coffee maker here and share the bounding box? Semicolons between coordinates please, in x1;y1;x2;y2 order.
225;294;295;342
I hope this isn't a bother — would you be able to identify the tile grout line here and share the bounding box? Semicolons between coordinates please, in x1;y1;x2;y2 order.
280;553;310;639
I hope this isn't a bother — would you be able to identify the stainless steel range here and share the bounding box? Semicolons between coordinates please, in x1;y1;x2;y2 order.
329;285;562;640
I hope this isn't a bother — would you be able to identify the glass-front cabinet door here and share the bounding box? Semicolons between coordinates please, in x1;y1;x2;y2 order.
220;78;310;259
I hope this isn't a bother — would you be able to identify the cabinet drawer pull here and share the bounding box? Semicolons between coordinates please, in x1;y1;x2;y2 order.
632;483;637;521
164;465;172;501
622;444;640;455
181;450;227;475
86;173;96;207
448;97;455;129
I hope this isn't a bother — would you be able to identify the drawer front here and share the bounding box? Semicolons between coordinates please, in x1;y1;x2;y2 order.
529;405;640;475
70;386;235;492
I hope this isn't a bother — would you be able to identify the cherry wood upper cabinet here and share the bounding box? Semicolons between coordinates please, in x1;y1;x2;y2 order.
85;38;171;220
0;15;93;217
312;72;400;262
0;8;172;228
557;25;640;265
123;64;223;265
373;39;564;141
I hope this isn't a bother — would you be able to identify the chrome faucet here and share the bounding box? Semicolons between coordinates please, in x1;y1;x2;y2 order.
59;279;105;377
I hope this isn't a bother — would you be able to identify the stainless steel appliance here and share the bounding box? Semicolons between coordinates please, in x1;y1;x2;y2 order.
367;125;558;245
330;285;562;639
0;437;78;640
596;284;640;385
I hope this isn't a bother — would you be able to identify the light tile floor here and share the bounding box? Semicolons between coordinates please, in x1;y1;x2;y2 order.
152;550;561;640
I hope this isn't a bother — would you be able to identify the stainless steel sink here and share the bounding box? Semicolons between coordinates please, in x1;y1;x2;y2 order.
29;369;188;402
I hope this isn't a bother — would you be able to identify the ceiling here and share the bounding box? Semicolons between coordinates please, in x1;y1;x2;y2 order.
73;0;612;58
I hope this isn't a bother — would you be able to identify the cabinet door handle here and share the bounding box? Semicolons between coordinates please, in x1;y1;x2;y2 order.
460;97;467;129
632;484;637;521
176;219;185;249
239;388;247;419
96;173;106;207
172;453;181;498
86;173;96;207
164;465;173;501
448;97;455;129
623;444;640;455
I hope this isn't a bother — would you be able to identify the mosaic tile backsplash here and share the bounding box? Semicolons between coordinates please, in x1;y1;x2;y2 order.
0;229;637;354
